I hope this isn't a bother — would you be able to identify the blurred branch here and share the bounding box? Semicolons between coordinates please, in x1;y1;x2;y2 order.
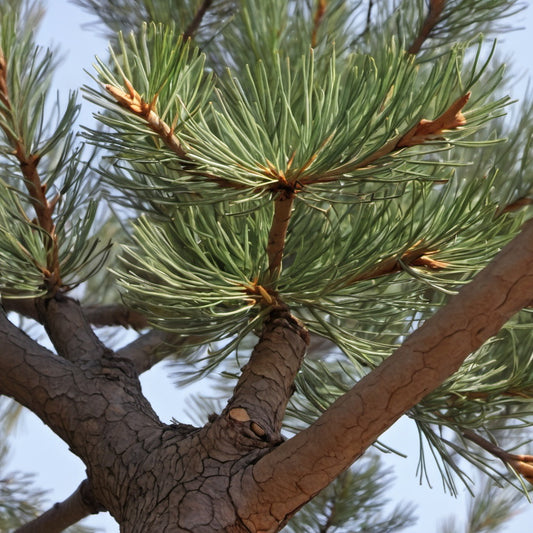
183;0;214;41
407;0;445;55
3;298;148;329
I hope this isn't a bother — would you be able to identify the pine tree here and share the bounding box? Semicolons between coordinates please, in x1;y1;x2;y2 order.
0;0;532;531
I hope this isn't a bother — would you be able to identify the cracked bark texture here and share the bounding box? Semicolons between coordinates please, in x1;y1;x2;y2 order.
1;219;533;532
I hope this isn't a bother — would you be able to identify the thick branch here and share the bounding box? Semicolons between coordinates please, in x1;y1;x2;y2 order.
36;295;110;362
223;308;309;443
234;218;533;530
407;0;446;55
3;298;149;329
0;309;79;441
15;480;104;533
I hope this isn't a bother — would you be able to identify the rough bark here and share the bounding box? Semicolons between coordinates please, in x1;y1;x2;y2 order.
232;218;533;532
1;219;533;532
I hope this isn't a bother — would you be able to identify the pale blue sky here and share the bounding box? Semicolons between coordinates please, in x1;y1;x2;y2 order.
6;1;533;532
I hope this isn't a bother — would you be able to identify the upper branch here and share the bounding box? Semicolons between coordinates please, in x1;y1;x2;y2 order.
0;48;61;290
36;295;111;362
233;217;533;531
310;0;327;48
183;0;214;41
266;189;295;280
223;307;309;443
407;0;446;55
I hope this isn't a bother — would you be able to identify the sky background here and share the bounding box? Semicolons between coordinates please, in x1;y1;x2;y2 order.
4;1;533;532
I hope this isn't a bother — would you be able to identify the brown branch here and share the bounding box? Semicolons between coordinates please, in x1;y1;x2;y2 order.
267;190;295;279
14;479;105;533
183;0;214;41
2;298;149;329
302;92;470;186
35;295;110;362
407;0;446;55
105;79;245;191
348;244;447;284
0;47;61;290
223;307;309;443
463;429;533;484
0;309;80;440
106;80;188;159
397;92;470;148
311;0;327;48
115;329;209;374
233;217;533;531
82;304;148;329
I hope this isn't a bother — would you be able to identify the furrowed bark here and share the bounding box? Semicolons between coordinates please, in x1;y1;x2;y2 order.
224;307;309;443
0;309;74;425
233;218;533;531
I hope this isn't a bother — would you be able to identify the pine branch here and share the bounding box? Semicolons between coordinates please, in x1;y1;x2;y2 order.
2;298;148;329
115;329;205;374
14;480;104;533
234;217;533;530
310;0;327;48
407;0;446;55
223;306;309;443
103;76;244;190
347;242;447;284
183;0;214;41
0;47;61;291
267;189;295;279
463;429;533;485
105;79;188;159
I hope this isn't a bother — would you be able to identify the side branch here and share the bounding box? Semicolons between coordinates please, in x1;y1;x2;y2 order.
267;191;295;279
15;480;104;533
234;218;533;530
224;307;309;443
3;299;148;329
183;0;214;41
407;0;446;55
36;295;110;362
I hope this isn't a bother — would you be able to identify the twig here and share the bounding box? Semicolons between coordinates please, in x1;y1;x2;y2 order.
183;0;214;41
0;47;61;291
407;0;446;55
105;79;246;190
347;244;447;285
303;91;470;185
463;428;533;484
311;0;327;48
